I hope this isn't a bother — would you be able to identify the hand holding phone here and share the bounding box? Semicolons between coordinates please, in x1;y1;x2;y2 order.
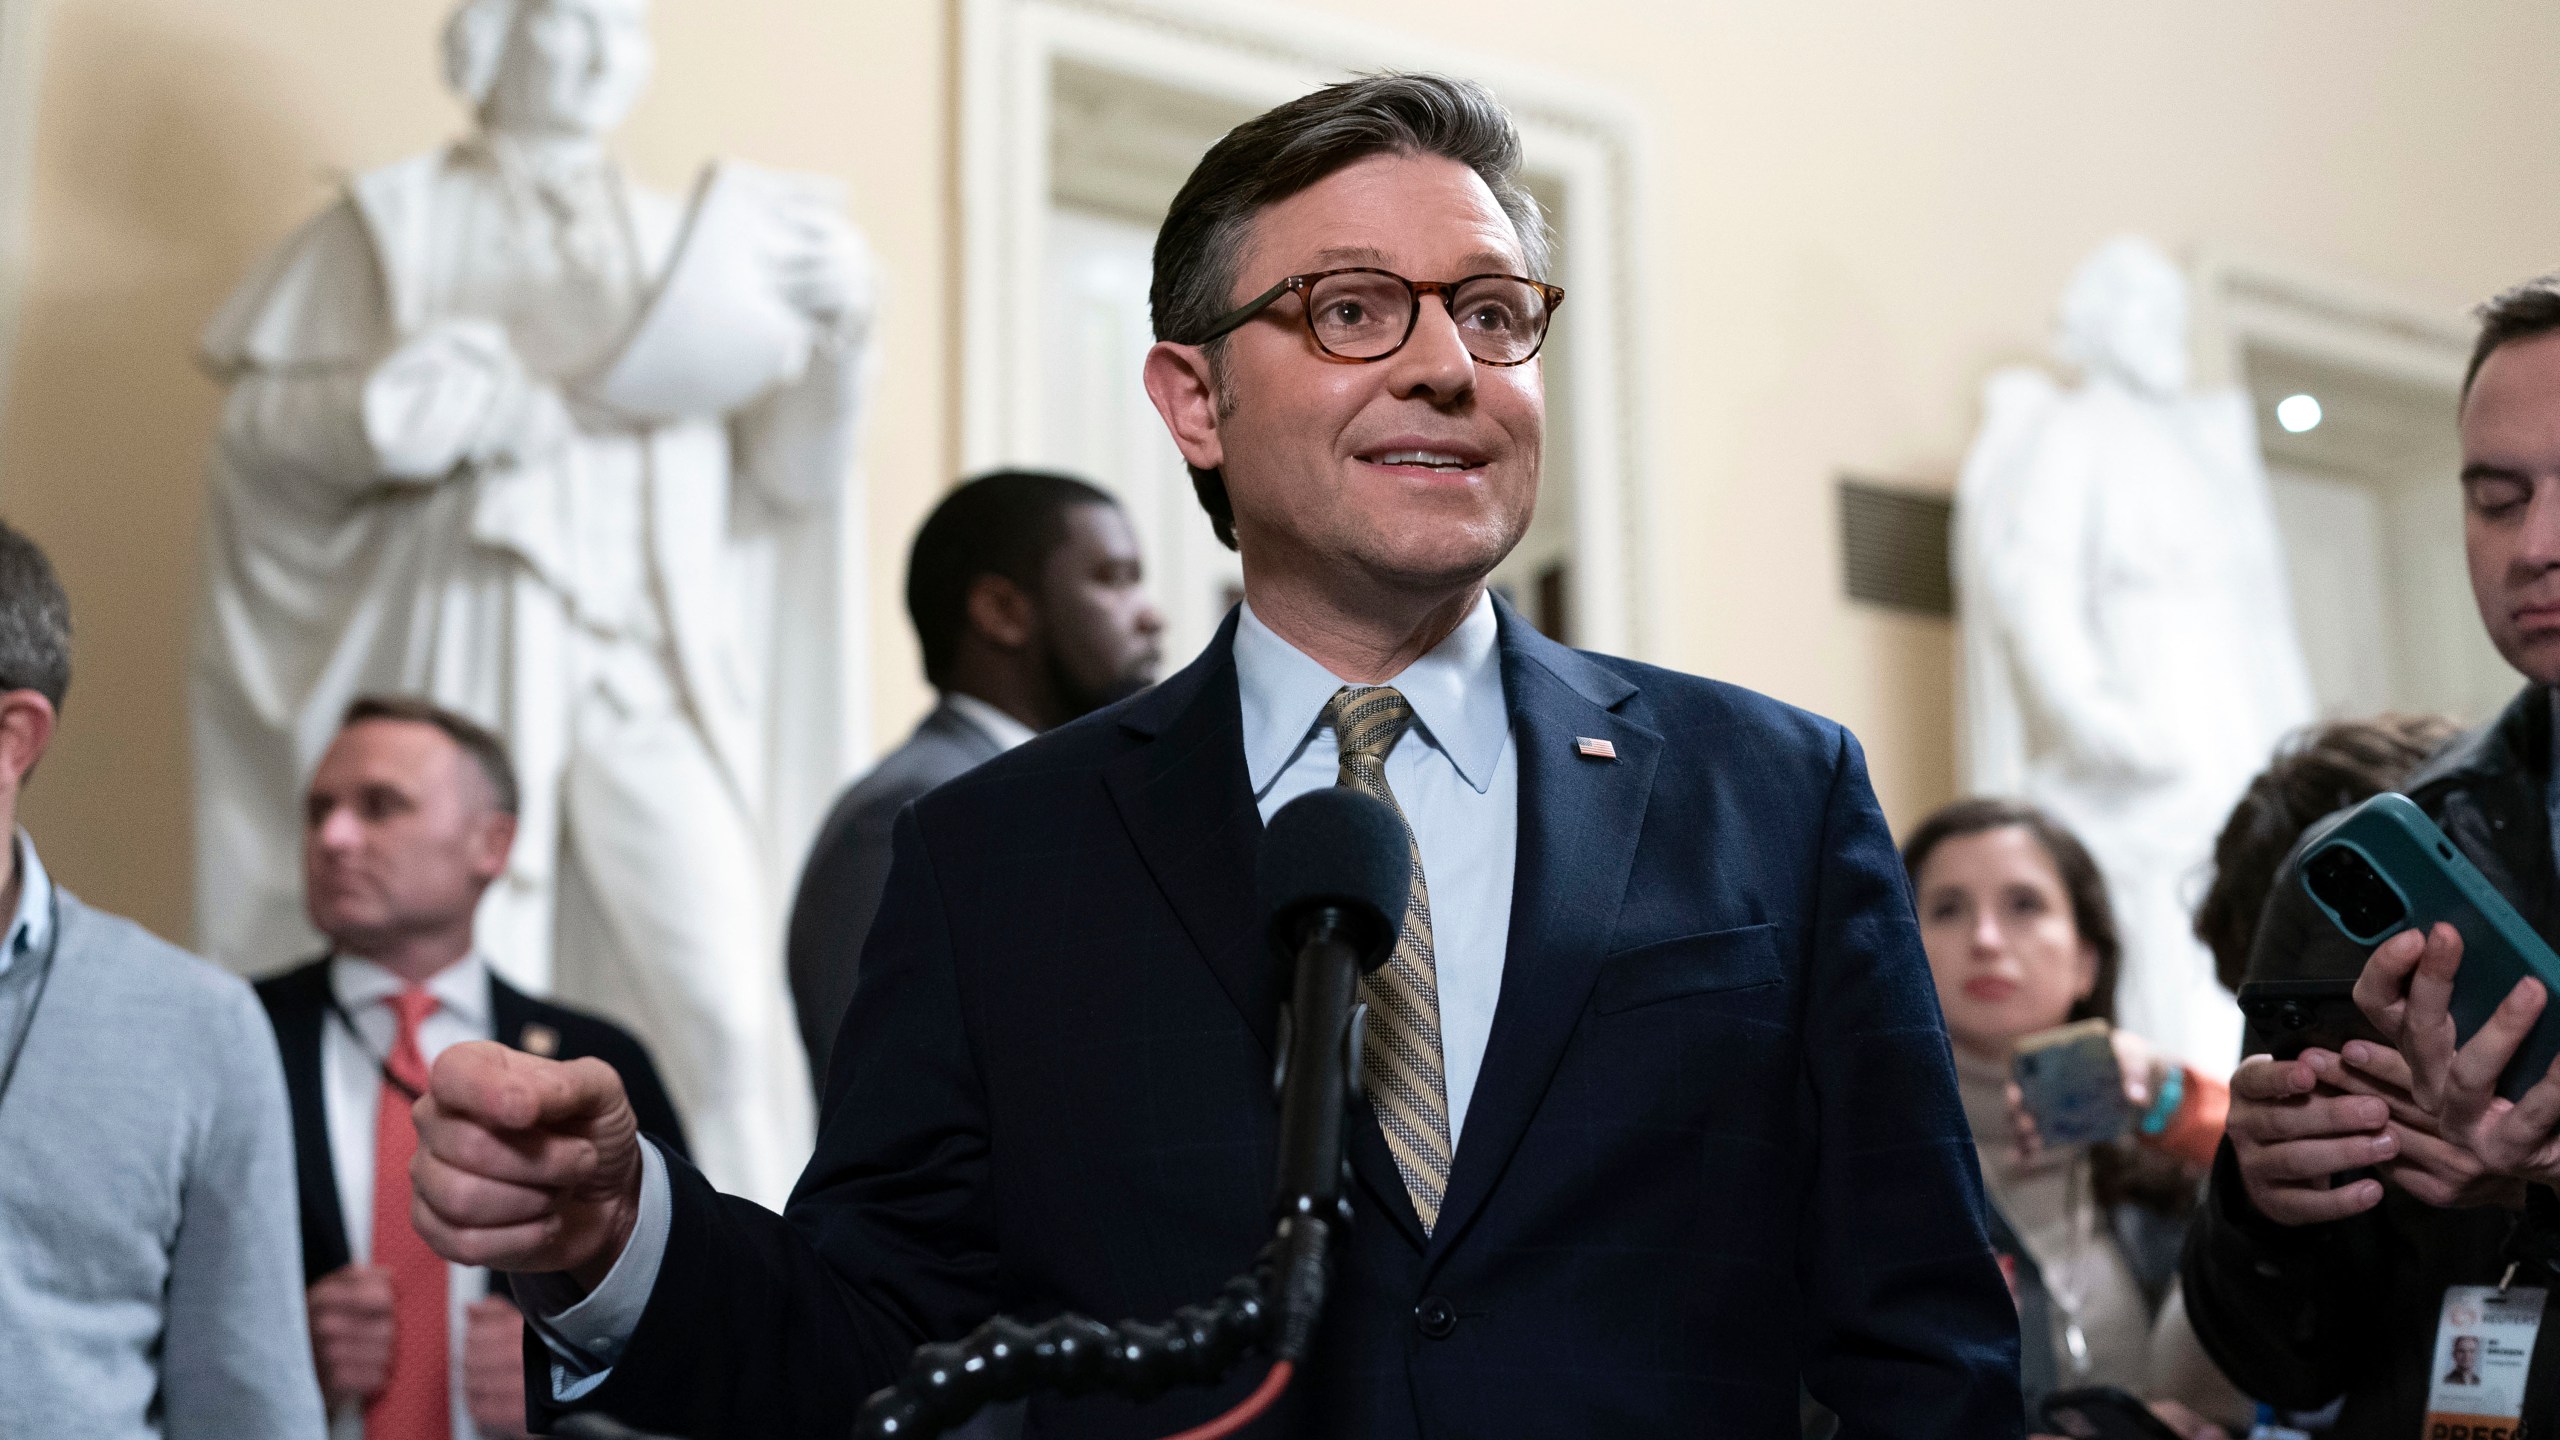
2299;795;2560;1101
2356;920;2560;1194
2012;1019;2129;1149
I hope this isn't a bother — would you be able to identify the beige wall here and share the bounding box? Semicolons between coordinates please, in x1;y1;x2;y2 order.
4;0;2558;940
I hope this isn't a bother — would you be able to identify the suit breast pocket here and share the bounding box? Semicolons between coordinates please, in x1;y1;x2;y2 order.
1593;923;1784;1014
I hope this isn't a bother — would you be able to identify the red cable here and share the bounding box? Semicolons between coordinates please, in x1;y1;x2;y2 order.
1156;1360;1293;1440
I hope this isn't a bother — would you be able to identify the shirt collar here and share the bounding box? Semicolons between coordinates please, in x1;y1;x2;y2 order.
330;950;492;1030
943;692;1040;753
0;830;54;976
1234;590;1508;799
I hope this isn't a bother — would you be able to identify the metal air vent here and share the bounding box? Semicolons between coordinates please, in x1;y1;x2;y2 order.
1839;478;1954;617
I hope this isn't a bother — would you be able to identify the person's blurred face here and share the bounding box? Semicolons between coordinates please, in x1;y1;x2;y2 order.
1914;826;2099;1059
2453;1336;2481;1374
303;720;515;957
1161;151;1544;600
1035;503;1163;715
2462;330;2560;685
483;0;652;139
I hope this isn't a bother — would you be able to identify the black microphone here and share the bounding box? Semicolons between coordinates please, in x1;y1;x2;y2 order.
845;788;1406;1438
1255;787;1407;1363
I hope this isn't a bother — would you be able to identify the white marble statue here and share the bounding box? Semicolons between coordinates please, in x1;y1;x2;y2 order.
1955;236;2313;1069
192;0;878;1205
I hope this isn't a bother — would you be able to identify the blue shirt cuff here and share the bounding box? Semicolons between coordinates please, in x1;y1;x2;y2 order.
517;1137;672;1401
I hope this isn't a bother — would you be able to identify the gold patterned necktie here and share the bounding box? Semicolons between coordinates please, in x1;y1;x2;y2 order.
1323;685;1454;1233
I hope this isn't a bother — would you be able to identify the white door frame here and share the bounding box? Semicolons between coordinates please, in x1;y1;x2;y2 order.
958;0;1658;656
2191;249;2473;394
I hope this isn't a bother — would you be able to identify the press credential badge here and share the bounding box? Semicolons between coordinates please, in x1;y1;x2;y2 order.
2424;1283;2545;1440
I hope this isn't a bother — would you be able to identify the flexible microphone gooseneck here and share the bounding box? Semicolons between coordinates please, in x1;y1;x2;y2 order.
851;787;1408;1439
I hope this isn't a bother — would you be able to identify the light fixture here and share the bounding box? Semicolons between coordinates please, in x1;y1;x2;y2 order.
2276;393;2324;434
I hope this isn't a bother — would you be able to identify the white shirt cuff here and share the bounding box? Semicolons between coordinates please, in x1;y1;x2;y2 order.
517;1137;672;1401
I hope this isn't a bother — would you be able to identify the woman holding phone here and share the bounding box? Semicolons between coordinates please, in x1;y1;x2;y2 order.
1902;799;2242;1440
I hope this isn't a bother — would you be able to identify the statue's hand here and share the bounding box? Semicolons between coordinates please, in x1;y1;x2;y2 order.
767;191;875;340
363;320;571;480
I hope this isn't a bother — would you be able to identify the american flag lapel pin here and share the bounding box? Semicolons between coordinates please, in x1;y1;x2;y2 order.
1575;736;1617;761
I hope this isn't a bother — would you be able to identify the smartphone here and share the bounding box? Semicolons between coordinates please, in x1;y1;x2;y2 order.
2012;1018;2128;1148
2236;977;2386;1061
2039;1386;2187;1440
2298;792;2560;1101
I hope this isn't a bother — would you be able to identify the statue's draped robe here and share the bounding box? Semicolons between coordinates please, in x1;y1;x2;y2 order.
193;143;864;1203
1957;371;2313;1068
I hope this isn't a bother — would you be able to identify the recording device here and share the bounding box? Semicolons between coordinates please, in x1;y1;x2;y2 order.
849;787;1407;1439
2038;1385;2189;1440
2298;793;2560;1101
2235;977;2383;1060
2011;1018;2128;1148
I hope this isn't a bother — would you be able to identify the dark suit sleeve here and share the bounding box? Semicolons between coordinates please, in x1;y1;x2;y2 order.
1793;729;2026;1437
786;784;911;1088
536;806;998;1440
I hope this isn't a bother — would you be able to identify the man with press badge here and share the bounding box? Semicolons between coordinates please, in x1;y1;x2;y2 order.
2183;276;2560;1436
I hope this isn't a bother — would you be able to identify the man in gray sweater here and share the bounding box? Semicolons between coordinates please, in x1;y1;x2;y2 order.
0;519;324;1439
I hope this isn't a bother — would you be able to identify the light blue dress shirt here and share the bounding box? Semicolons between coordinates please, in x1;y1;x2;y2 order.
0;831;59;1066
531;594;1522;1394
1233;593;1517;1145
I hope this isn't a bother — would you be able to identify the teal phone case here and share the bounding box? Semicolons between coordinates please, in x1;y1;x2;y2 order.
2298;792;2560;1101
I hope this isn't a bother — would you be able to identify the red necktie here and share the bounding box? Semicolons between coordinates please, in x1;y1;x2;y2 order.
366;986;448;1440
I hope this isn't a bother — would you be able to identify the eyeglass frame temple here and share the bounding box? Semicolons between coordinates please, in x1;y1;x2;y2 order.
1185;268;1566;365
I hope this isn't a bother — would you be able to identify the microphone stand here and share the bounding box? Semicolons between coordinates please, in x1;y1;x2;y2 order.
851;905;1375;1439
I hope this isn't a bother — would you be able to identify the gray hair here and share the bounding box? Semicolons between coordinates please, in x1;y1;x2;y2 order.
0;520;70;710
442;0;520;106
1150;73;1551;550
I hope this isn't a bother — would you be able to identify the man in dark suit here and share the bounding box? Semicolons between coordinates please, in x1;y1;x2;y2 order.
412;74;2021;1437
788;470;1163;1085
257;697;685;1440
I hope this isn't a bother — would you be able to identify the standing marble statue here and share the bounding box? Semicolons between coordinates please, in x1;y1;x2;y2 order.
1955;235;2313;1069
191;0;877;1205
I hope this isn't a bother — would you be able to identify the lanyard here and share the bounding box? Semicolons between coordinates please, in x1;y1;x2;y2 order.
321;958;424;1103
0;888;68;1122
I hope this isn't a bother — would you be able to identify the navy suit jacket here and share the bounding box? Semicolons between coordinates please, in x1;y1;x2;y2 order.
545;604;2021;1438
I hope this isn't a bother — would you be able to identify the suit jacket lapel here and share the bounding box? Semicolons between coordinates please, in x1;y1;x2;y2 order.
269;959;352;1282
1101;611;1274;1051
1102;611;1426;1248
1426;608;1658;1269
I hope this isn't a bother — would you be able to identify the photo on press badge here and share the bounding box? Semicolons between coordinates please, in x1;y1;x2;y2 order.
2423;1284;2546;1427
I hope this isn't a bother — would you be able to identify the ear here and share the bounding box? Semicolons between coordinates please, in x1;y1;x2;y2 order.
469;809;519;886
0;692;58;793
1143;341;1226;474
964;573;1040;652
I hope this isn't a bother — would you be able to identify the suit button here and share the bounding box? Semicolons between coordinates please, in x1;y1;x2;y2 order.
1414;1296;1458;1339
